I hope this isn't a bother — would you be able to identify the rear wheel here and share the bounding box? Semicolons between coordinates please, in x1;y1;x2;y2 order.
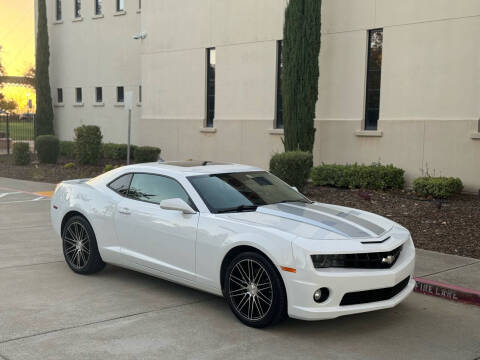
62;215;105;274
224;252;287;328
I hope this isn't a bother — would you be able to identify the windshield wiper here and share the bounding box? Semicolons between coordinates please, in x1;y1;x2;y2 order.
275;199;313;204
217;205;258;214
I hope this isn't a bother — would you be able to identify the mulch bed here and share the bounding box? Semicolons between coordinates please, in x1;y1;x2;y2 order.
304;185;480;260
1;154;479;259
0;154;125;183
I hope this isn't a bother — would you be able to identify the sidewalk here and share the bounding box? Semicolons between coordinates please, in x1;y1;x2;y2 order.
414;249;480;305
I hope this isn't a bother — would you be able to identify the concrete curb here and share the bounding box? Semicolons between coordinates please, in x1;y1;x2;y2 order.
414;277;480;306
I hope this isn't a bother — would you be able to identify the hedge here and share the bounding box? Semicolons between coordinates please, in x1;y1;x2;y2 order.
270;151;313;192
134;146;161;163
413;177;463;199
60;141;75;159
36;135;60;164
74;125;103;165
13;142;31;166
311;163;405;190
103;143;137;161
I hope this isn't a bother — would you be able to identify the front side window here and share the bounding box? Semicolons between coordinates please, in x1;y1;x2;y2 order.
364;28;383;130
108;174;132;196
56;0;62;21
128;174;193;206
75;87;82;103
57;88;63;103
189;171;310;213
74;0;81;18
96;87;103;103
116;0;125;11
206;48;216;128
117;86;124;103
94;0;102;15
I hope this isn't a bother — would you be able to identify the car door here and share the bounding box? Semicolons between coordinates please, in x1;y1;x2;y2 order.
114;173;199;281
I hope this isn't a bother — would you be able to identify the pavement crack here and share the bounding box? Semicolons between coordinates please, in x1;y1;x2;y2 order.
419;260;480;278
0;298;216;345
0;261;64;271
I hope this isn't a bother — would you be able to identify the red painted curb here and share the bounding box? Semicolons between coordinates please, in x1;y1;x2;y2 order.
414;277;480;306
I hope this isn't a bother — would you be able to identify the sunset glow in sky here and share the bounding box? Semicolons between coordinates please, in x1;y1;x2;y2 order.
0;0;35;112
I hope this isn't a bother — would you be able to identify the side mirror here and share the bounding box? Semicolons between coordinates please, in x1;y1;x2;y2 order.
160;198;196;214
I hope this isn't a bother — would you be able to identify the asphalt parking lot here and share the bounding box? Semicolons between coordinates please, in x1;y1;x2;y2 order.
0;178;479;360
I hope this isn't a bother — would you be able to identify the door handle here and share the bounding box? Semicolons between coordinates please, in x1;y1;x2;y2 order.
118;207;131;215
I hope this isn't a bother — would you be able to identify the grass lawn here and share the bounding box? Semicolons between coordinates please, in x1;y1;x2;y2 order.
0;121;35;140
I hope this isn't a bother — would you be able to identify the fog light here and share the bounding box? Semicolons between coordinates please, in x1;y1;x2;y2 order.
313;287;329;303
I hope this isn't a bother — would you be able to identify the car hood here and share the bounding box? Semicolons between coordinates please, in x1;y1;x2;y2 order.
224;202;395;240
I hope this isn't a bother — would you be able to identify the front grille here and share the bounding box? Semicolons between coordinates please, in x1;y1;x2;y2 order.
311;245;402;269
340;276;411;306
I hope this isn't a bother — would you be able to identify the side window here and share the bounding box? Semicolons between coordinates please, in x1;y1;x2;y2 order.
108;174;132;196
128;173;193;206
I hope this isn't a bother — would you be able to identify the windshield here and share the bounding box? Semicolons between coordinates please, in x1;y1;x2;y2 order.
188;171;311;213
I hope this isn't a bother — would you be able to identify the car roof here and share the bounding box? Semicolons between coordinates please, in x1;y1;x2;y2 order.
123;161;264;176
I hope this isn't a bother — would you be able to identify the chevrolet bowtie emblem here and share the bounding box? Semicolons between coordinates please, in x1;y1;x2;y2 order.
382;255;396;265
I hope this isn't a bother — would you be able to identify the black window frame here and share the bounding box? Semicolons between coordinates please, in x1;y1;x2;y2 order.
95;87;103;103
94;0;102;15
138;0;142;10
75;87;82;103
57;88;63;104
138;85;142;103
74;0;82;18
116;0;125;12
275;40;283;129
107;172;199;212
117;86;125;103
56;0;62;21
364;28;383;131
205;48;216;128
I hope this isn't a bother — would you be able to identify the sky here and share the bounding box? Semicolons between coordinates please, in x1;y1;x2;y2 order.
0;0;35;112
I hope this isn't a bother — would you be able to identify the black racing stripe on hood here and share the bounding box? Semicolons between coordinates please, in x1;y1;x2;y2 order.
299;203;386;236
272;203;371;238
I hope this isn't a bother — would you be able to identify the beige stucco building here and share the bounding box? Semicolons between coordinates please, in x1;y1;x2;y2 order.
43;0;480;190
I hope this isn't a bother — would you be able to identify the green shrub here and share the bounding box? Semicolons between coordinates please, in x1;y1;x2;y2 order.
311;163;405;190
103;143;136;161
36;135;60;164
60;141;75;158
64;162;75;169
134;146;161;163
413;177;463;199
13;142;31;166
75;125;103;165
269;151;313;192
103;164;114;173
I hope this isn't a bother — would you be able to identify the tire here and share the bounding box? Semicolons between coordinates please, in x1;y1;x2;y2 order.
224;251;287;328
62;215;105;275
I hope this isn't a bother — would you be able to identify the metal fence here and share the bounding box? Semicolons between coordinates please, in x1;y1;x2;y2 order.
0;114;35;155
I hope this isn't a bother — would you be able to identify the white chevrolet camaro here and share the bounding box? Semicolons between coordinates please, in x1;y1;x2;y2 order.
51;161;415;328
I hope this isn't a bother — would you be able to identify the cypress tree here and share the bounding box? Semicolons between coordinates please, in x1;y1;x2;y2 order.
35;0;54;136
282;0;322;152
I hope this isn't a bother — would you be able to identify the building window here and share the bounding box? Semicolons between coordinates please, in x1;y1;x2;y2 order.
57;88;63;104
206;48;216;128
275;40;283;129
74;0;81;18
75;88;82;103
139;85;142;103
94;0;102;15
138;0;142;10
56;0;62;21
116;0;125;12
364;29;383;130
95;87;103;103
117;86;125;103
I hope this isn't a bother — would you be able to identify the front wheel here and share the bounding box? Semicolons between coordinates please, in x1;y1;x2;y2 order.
62;215;105;274
224;252;287;328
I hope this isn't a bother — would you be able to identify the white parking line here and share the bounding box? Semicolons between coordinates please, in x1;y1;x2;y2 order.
0;198;50;205
0;192;22;198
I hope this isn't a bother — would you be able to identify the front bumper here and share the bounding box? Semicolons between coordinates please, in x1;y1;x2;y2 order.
284;238;416;321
